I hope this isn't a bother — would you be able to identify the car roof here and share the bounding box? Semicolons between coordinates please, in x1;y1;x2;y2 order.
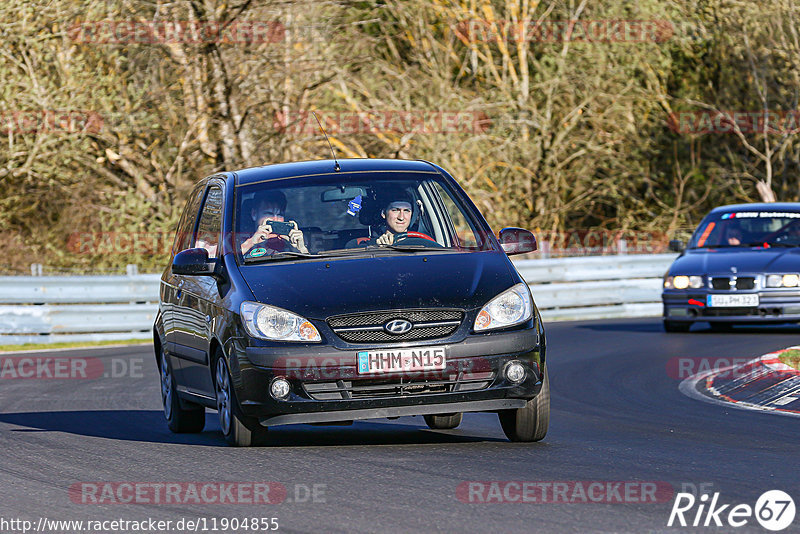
231;158;440;186
710;202;800;213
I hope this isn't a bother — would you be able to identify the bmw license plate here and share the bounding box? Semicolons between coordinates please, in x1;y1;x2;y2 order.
707;294;759;307
357;347;446;374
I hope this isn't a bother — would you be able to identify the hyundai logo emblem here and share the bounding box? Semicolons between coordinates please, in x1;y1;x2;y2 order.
384;319;412;335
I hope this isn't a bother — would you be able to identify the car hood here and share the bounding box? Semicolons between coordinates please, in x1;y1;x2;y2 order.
670;247;800;275
237;251;517;319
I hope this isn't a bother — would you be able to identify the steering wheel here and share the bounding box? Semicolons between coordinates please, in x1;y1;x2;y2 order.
393;231;442;247
763;222;800;244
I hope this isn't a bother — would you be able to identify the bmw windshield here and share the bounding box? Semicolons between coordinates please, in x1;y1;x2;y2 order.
689;210;800;249
234;172;495;262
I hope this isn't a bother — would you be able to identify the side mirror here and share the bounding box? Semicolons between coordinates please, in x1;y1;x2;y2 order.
498;227;537;255
668;239;686;253
172;248;218;276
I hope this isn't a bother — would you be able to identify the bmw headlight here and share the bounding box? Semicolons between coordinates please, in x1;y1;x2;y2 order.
240;301;321;342
783;274;799;287
474;283;533;332
664;275;704;289
766;274;800;288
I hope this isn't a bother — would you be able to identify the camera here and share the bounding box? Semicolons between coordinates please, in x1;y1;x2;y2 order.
263;219;295;236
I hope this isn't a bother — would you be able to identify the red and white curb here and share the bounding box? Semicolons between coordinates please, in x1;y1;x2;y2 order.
679;347;800;418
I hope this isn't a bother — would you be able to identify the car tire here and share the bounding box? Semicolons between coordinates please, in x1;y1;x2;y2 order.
423;413;463;429
498;365;549;442
664;320;692;333
214;354;268;447
159;346;205;433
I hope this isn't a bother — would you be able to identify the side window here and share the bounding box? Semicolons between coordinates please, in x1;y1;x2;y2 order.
432;183;479;248
172;185;206;255
194;186;224;258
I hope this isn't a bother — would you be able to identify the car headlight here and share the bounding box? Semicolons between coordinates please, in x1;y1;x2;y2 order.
240;301;321;342
664;275;704;289
474;283;533;332
767;274;800;288
783;274;799;287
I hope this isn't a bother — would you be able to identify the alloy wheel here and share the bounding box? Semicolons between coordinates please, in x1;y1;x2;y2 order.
215;359;232;435
160;350;172;420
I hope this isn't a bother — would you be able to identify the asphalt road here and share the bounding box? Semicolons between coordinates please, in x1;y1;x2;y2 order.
1;318;799;534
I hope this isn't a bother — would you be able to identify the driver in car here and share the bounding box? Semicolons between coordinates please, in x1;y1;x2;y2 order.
374;198;414;246
240;191;309;255
726;227;743;246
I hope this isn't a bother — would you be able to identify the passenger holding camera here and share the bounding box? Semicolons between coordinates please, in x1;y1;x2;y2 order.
240;191;308;255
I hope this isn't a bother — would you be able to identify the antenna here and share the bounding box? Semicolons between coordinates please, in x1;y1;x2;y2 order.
312;111;340;172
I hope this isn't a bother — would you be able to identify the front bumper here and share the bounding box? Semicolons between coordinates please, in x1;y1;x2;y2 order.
230;327;543;425
261;398;527;425
662;289;800;323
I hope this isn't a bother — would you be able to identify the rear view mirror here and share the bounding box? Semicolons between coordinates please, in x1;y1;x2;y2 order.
498;227;537;255
321;186;367;202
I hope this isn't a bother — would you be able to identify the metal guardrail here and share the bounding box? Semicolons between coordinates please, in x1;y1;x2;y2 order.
0;273;160;345
0;275;160;304
516;254;677;320
0;254;677;344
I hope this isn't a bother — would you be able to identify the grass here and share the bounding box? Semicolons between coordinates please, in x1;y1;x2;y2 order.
0;339;150;352
778;349;800;370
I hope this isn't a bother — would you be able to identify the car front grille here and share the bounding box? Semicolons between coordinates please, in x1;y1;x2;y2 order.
302;371;495;400
328;309;463;343
736;277;756;289
710;276;755;290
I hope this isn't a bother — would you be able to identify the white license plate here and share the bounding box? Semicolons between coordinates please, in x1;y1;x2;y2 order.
356;347;446;374
707;294;759;307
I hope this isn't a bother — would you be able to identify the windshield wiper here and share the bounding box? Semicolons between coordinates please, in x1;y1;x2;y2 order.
386;244;451;252
746;241;798;248
350;243;451;252
690;244;740;249
243;245;454;263
243;250;316;264
691;242;797;249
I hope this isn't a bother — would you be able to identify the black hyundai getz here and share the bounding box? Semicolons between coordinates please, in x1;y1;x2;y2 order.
155;158;548;446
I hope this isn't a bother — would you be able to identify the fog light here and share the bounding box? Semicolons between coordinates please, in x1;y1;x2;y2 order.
270;377;291;400
505;361;526;384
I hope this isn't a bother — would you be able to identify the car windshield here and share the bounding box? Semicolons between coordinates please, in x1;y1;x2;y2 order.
689;210;800;249
234;171;493;262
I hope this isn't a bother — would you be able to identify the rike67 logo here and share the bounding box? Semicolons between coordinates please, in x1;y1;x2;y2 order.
668;490;795;531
